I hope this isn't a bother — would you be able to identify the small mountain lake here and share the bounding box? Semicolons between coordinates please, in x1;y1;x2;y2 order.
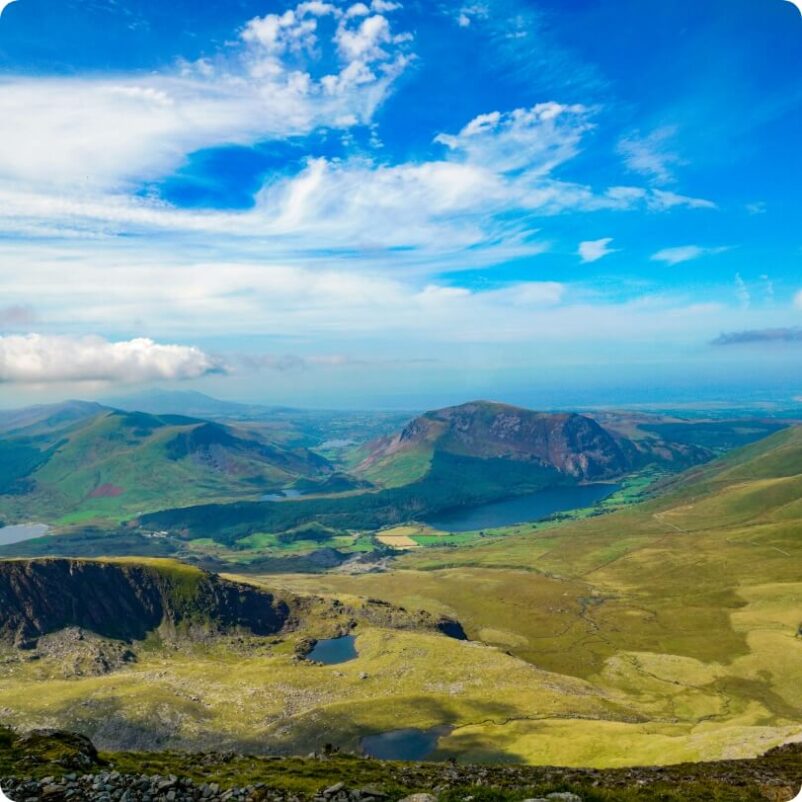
0;523;49;546
425;483;620;533
261;489;305;502
361;726;449;761
308;635;357;664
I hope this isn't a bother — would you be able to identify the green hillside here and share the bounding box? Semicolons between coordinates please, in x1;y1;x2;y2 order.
0;409;333;525
260;425;802;765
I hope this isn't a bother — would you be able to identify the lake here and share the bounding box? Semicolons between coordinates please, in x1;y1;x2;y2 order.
308;635;357;664
0;523;49;546
361;726;449;761
425;483;620;533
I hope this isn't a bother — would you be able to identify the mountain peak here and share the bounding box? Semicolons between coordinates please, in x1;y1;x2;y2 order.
361;402;629;484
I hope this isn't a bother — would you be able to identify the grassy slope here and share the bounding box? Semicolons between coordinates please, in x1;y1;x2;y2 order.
0;412;327;525
256;427;802;765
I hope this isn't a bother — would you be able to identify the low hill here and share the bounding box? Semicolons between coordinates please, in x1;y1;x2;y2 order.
0;409;333;525
102;389;289;420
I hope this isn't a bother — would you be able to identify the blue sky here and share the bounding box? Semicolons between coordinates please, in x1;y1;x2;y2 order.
0;0;801;408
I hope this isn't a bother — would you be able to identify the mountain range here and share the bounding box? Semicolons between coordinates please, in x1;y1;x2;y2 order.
0;405;334;525
0;396;787;547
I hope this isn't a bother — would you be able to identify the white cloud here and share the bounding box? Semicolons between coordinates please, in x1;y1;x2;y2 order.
0;335;223;384
335;14;392;62
454;4;488;27
579;237;617;263
618;126;683;184
0;97;717;266
735;273;751;309
0;0;411;191
435;102;592;174
651;245;730;265
648;189;717;211
0;0;16;16
371;0;401;11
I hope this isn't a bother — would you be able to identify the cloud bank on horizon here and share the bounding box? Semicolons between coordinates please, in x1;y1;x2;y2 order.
0;0;801;404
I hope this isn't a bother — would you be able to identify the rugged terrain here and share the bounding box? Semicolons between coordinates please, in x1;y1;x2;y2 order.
1;406;801;771
2;726;802;802
0;558;292;646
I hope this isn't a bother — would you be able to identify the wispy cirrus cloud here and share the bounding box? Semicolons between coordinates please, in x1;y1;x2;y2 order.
0;334;224;384
651;245;730;265
578;237;617;263
618;126;684;185
0;100;716;265
238;352;438;372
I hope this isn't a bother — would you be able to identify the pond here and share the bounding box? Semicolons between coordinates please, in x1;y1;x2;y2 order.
0;523;49;546
425;483;620;533
261;488;305;502
308;635;358;665
361;726;450;761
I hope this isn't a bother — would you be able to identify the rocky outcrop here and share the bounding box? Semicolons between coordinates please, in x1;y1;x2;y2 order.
0;559;291;647
3;727;802;802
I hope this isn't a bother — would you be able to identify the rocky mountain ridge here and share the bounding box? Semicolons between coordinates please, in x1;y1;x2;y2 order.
0;558;292;647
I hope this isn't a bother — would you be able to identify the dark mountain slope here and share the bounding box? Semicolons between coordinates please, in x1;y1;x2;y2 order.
0;558;290;646
0;558;467;652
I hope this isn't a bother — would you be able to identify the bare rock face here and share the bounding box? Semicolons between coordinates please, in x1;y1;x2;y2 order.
0;559;291;647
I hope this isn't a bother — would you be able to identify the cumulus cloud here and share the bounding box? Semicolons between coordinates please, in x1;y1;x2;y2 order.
712;328;802;346
651;245;730;265
435;102;592;175
0;335;224;384
578;237;617;263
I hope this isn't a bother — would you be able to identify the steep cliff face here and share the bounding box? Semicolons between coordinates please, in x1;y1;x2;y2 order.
0;559;291;646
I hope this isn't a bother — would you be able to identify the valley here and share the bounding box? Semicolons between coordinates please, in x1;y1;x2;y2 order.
0;396;787;573
0;397;801;773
